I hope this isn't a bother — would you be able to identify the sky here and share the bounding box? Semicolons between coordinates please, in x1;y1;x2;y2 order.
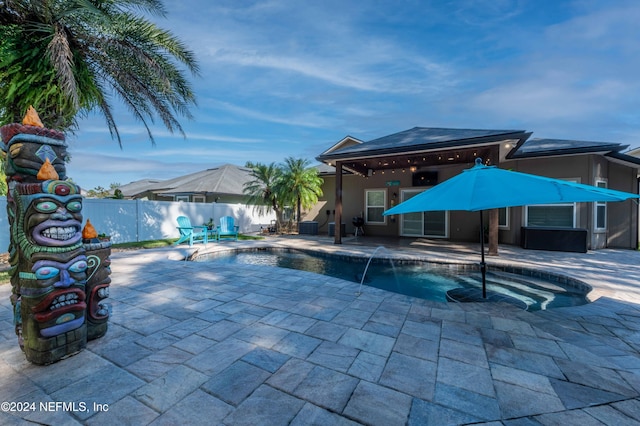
64;0;640;190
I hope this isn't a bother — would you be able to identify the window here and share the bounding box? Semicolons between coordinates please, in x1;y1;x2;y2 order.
594;180;607;231
365;189;386;224
193;195;205;203
175;195;189;202
526;204;575;227
525;178;578;228
498;207;509;229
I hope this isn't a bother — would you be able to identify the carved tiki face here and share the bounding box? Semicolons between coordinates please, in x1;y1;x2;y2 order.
23;248;88;338
24;180;83;247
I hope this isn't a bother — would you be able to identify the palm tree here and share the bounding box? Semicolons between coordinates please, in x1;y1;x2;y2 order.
243;162;285;231
0;0;198;145
280;157;323;228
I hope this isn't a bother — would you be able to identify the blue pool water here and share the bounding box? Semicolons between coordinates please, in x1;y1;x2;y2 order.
197;249;589;311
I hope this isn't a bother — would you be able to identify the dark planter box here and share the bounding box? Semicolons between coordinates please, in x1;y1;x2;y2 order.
521;227;588;253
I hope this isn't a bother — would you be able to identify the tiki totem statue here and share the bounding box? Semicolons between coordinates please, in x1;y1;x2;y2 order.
1;107;110;364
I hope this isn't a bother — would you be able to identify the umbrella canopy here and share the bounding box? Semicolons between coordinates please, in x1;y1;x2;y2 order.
383;158;640;301
384;158;640;216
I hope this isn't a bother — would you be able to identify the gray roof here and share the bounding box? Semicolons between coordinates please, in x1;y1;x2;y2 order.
314;162;338;175
117;179;163;198
605;151;640;168
508;138;625;159
150;164;252;196
318;127;528;161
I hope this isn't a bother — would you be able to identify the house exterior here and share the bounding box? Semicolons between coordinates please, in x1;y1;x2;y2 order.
117;164;253;204
315;127;640;250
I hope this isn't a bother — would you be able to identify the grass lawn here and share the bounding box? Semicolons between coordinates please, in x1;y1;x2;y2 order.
112;233;263;249
112;238;180;250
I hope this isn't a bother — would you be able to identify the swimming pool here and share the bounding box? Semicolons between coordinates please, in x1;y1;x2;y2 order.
196;248;590;311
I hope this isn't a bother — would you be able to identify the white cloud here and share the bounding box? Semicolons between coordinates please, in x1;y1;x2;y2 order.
469;78;629;121
205;99;340;129
165;1;455;96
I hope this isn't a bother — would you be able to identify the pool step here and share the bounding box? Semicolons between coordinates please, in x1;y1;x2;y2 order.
446;287;528;310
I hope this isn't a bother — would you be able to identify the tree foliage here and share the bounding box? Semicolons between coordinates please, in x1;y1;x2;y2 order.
244;161;285;230
85;182;121;198
280;157;323;226
244;158;323;232
0;0;199;145
85;186;111;198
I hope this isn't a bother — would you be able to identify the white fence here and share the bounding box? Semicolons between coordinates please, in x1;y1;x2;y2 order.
0;196;275;250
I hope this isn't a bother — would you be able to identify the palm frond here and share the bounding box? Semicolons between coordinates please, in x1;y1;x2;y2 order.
47;23;78;108
0;0;198;145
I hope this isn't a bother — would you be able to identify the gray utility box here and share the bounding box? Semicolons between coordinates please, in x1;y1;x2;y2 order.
298;221;318;235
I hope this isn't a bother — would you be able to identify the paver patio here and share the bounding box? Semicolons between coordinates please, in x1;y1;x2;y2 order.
1;236;640;425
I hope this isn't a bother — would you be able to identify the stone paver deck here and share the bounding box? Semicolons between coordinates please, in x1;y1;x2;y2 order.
1;236;640;425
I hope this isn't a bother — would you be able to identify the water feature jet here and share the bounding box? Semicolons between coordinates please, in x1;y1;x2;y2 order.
356;246;399;296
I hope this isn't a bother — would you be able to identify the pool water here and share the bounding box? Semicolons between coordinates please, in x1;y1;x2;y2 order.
198;249;589;311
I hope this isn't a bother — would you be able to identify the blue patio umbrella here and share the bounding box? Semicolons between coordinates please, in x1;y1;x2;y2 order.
383;158;640;298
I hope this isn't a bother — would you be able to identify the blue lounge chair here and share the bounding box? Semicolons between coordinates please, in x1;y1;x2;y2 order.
175;216;208;246
216;216;239;241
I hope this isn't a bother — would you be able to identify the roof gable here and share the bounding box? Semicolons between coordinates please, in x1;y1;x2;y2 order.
320;135;363;156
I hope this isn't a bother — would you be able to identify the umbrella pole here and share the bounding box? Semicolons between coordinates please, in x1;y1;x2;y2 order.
479;210;487;298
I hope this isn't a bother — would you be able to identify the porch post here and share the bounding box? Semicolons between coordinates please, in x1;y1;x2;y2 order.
334;161;343;244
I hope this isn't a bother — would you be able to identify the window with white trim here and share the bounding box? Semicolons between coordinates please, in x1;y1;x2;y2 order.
594;180;607;231
175;195;189;202
193;195;205;203
365;189;386;224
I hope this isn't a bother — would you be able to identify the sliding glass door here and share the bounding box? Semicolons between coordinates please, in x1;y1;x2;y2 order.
400;189;448;238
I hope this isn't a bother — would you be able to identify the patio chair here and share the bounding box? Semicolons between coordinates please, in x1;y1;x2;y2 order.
174;216;208;246
216;216;239;241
